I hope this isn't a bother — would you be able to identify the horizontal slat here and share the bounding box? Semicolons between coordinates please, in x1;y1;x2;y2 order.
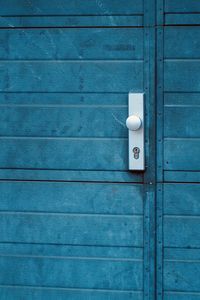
164;261;200;292
164;93;200;105
165;248;200;261
164;139;200;171
0;181;143;214
0;16;143;27
164;106;200;138
0;256;142;290
0;28;143;60
165;1;200;13
0;169;143;183
0;243;143;259
164;27;200;58
0;93;128;105
164;171;200;183
0;106;127;137
0;213;143;246
164;61;200;92
164;292;200;300
164;216;200;248
0;286;143;300
164;184;200;215
0;0;143;15
165;14;200;25
0;61;143;93
0;138;128;170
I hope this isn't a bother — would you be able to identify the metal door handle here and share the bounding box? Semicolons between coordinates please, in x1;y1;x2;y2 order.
126;115;142;131
126;93;145;171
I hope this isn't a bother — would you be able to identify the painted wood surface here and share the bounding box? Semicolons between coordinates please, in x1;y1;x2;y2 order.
0;1;150;298
0;0;143;15
157;1;200;299
0;28;143;59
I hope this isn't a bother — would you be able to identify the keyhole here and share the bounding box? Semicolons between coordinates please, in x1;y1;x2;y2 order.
133;147;140;160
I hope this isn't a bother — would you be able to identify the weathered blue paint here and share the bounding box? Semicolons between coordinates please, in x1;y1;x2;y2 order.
6;0;200;299
157;1;200;300
0;1;156;299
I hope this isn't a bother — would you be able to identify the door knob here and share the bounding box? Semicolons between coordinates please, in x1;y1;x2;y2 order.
126;115;142;131
127;93;145;171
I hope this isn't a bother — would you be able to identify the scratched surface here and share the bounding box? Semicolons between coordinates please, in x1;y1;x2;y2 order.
159;2;200;300
0;1;145;299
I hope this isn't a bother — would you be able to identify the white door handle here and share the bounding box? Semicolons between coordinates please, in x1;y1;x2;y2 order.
126;115;142;131
127;93;145;171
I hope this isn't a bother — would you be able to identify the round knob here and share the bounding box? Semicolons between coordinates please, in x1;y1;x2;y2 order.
126;115;142;131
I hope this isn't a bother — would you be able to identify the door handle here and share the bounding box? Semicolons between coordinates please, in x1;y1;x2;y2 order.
126;93;145;171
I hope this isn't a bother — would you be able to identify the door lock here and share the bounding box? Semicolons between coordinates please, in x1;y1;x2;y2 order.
126;93;145;171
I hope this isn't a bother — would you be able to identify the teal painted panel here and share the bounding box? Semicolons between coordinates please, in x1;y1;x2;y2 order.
0;61;143;92
164;216;200;248
164;61;200;92
164;184;200;215
165;0;200;13
0;28;143;59
0;256;143;290
164;139;200;171
0;106;127;137
165;14;200;25
0;181;143;214
0;169;143;183
164;171;200;183
0;15;143;27
0;213;143;246
0;138;128;170
164;106;200;138
164;93;200;105
0;243;143;259
164;261;200;292
165;248;200;261
0;0;143;15
0;93;128;105
0;287;143;300
164;293;200;300
164;27;200;58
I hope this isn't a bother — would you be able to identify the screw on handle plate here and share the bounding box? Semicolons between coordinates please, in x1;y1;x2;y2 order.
133;147;140;160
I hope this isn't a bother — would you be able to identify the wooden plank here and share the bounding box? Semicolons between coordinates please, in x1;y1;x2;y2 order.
0;15;143;27
0;243;143;259
165;248;200;261
0;93;128;105
164;106;200;138
0;61;143;93
0;287;143;300
164;93;200;105
164;61;200;92
165;0;200;13
164;293;200;300
0;0;143;15
164;261;200;292
0;106;128;138
0;181;143;214
0;256;143;290
0;138;128;170
165;14;200;25
164;27;200;58
164;171;200;183
0;28;143;60
164;216;200;248
164;139;200;171
0;213;143;246
164;184;200;215
0;169;143;183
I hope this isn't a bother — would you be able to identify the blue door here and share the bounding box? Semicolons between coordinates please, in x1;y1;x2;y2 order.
157;1;200;299
0;1;157;299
